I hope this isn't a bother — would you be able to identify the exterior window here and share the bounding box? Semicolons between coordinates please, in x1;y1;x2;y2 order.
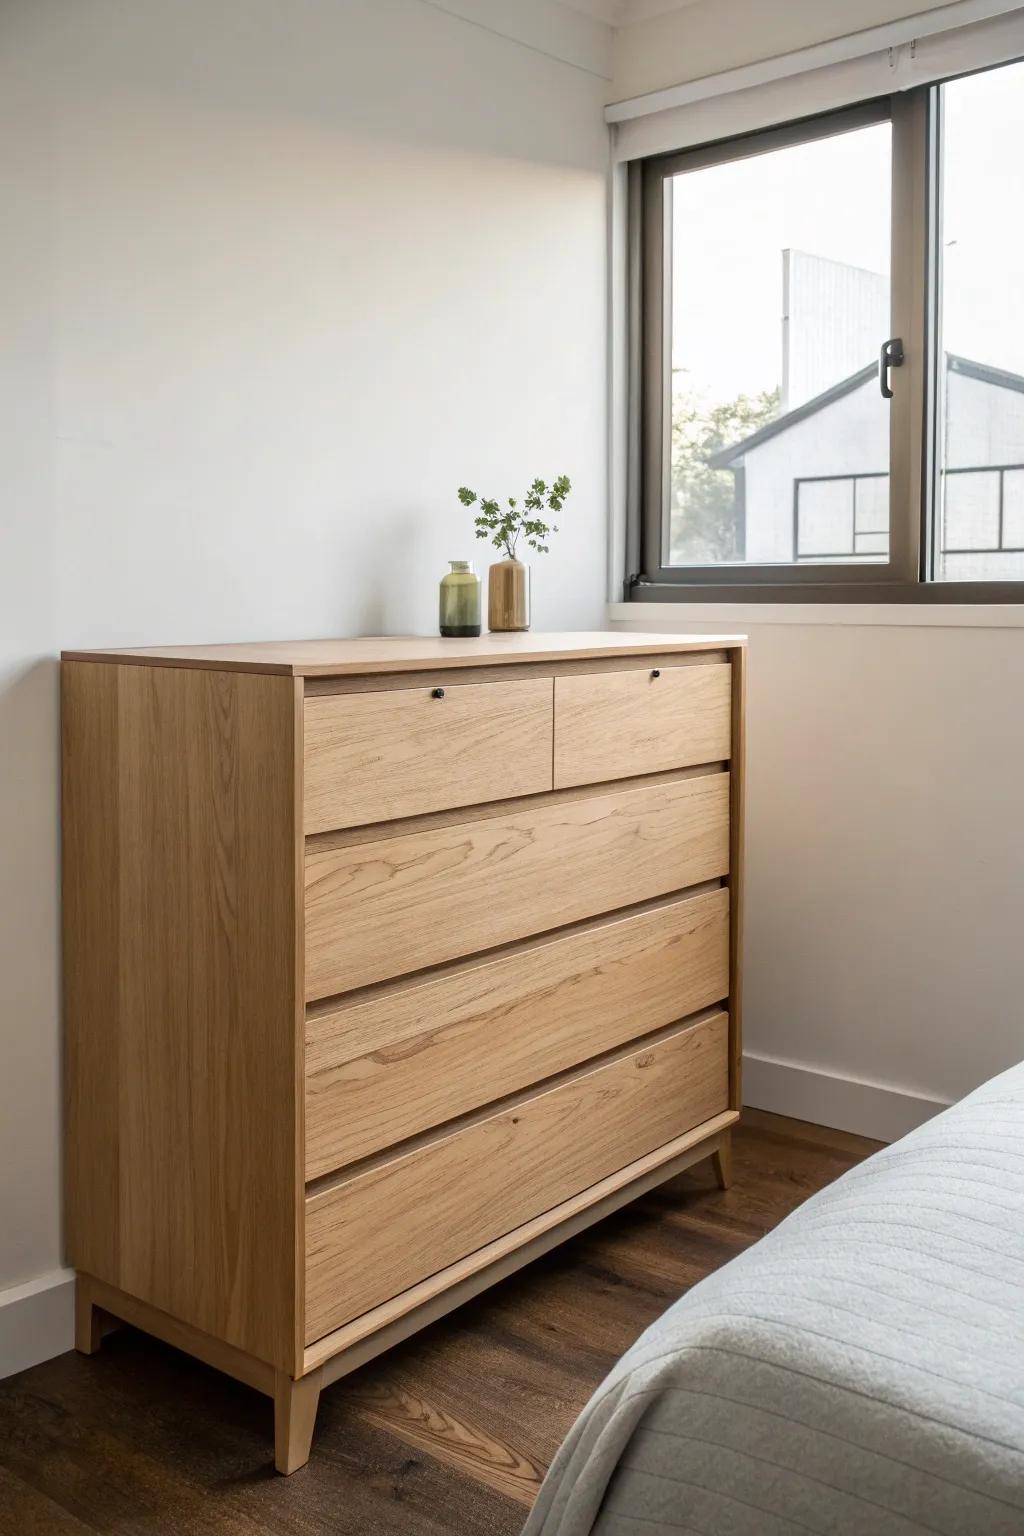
934;60;1024;582
632;57;1024;601
662;117;892;571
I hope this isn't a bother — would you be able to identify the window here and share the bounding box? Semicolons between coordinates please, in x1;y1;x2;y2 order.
934;62;1024;583
631;56;1024;600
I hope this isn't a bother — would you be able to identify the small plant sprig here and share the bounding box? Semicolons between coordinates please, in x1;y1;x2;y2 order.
458;475;571;562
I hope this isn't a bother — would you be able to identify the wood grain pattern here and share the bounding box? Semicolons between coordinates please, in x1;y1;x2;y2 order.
304;677;553;834
304;1012;728;1341
0;1113;875;1532
304;771;731;1000
711;1132;733;1189
305;889;730;1178
553;662;732;788
728;643;746;1111
305;1112;737;1376
61;631;746;676
487;560;529;633
303;650;728;697
306;764;723;854
62;662;301;1373
60;633;746;1479
74;1276;102;1356
289;677;308;1373
80;1273;277;1396
346;1379;542;1506
274;1367;322;1475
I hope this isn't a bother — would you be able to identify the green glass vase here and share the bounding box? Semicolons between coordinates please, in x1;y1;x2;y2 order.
439;560;481;638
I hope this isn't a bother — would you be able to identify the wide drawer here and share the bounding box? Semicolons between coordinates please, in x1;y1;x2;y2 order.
305;887;730;1179
304;1010;729;1341
553;662;732;789
304;771;730;1000
304;677;553;834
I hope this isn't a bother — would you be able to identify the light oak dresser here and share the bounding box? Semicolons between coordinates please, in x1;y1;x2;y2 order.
61;631;745;1473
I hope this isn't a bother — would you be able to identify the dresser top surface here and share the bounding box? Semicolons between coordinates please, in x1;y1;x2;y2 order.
62;631;746;677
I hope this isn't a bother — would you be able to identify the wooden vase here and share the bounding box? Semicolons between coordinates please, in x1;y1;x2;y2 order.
487;559;530;632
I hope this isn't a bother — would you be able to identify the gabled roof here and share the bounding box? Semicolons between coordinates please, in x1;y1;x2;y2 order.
707;363;875;469
948;353;1024;395
708;352;1024;470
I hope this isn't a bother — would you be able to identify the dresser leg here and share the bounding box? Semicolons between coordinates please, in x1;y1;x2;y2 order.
711;1132;733;1190
74;1276;103;1356
274;1367;322;1474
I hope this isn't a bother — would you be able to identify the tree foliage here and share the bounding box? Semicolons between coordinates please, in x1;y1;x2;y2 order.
670;384;780;563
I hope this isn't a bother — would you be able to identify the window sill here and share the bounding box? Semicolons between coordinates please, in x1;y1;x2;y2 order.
610;600;1024;629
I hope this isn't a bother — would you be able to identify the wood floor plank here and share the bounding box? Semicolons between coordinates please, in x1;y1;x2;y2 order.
0;1466;98;1536
345;1378;544;1507
0;1112;875;1534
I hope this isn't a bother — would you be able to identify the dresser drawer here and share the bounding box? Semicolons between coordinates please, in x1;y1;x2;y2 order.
305;887;730;1179
304;677;553;834
304;1011;729;1341
553;663;732;789
304;771;730;1000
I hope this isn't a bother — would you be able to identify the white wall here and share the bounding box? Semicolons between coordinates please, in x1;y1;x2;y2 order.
0;0;610;1367
611;0;969;100
615;605;1024;1140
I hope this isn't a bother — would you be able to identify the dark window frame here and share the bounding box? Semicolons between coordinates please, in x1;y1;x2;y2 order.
627;66;1024;604
794;472;890;562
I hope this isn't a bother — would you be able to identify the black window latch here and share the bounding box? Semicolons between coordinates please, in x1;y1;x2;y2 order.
879;336;905;399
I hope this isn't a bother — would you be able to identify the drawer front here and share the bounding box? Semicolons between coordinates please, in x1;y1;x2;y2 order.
304;771;730;1000
305;1011;729;1341
553;663;732;789
304;677;553;834
305;887;730;1179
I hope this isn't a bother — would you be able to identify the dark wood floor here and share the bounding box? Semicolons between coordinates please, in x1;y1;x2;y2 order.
0;1111;880;1535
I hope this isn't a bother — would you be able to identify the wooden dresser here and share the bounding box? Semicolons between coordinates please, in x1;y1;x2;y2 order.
61;632;745;1473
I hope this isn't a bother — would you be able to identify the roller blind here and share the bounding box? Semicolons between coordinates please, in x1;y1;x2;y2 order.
609;1;1024;161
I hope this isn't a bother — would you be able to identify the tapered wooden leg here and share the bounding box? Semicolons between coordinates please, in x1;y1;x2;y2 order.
274;1367;322;1474
74;1276;102;1356
711;1132;733;1190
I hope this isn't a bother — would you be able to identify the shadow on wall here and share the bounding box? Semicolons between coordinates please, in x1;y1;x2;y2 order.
339;507;424;637
0;656;63;1287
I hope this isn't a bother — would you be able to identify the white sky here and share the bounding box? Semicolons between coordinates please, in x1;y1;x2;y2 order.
671;58;1024;406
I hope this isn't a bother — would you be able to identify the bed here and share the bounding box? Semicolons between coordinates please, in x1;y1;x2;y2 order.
523;1063;1024;1535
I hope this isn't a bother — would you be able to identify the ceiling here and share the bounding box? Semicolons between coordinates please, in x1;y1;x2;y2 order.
558;0;705;26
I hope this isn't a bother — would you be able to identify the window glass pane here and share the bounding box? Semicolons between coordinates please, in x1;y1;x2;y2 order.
854;475;889;536
665;120;892;567
934;59;1024;582
942;470;999;552
796;480;853;559
1002;469;1024;550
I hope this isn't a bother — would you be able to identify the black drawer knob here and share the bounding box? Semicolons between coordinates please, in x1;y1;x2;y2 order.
431;687;445;699
650;669;661;679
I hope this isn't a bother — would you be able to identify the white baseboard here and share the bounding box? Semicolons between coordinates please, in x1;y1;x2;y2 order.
743;1051;951;1143
0;1268;75;1381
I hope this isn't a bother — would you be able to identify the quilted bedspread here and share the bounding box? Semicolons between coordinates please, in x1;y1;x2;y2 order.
523;1064;1024;1535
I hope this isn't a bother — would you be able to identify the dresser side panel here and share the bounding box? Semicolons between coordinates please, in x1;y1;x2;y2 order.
63;661;300;1371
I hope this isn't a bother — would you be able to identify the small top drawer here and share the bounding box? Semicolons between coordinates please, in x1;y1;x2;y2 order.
304;676;553;833
553;662;731;789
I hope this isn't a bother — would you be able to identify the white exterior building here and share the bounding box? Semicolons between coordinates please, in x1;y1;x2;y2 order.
711;353;1024;578
782;251;887;412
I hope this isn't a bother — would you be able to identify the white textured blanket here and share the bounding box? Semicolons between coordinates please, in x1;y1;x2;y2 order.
524;1065;1024;1535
